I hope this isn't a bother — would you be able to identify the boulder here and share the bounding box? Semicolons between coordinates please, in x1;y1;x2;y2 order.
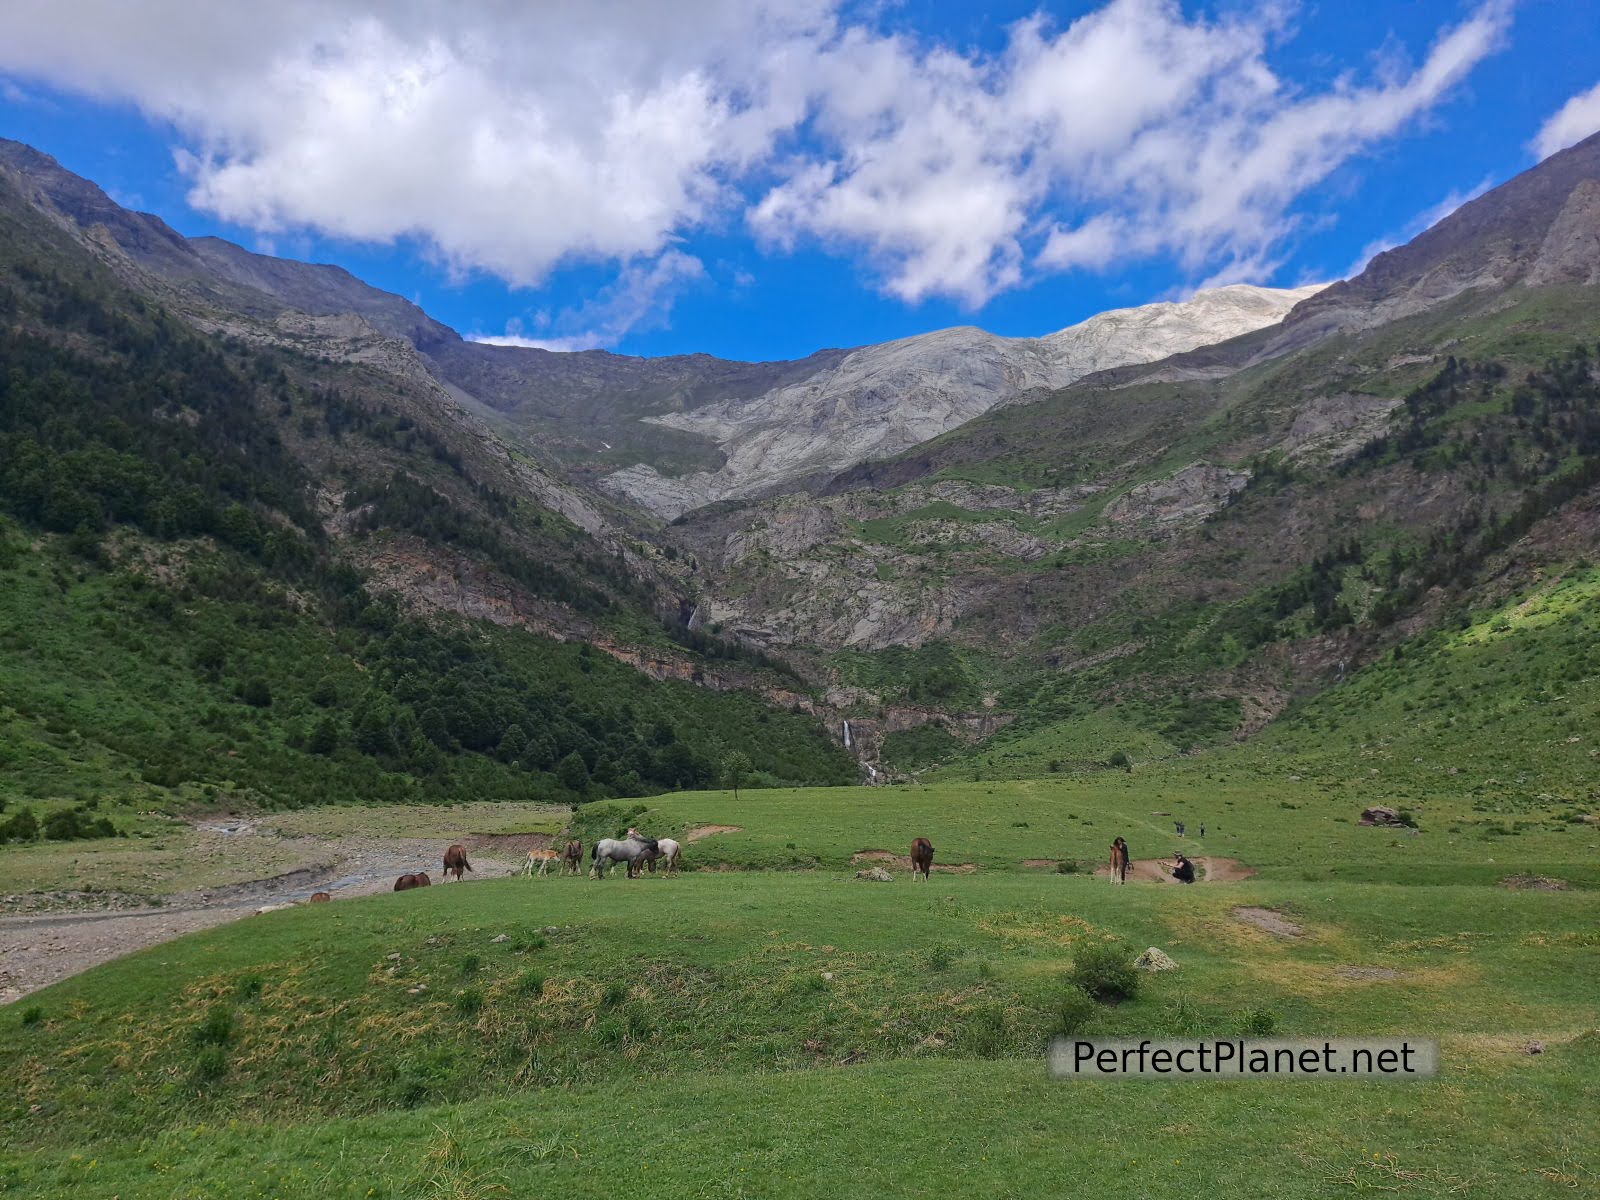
854;867;894;882
1133;947;1179;972
1359;806;1403;827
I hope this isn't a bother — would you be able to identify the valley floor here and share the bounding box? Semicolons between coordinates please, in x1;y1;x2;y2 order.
1;778;1596;1197
0;802;563;1003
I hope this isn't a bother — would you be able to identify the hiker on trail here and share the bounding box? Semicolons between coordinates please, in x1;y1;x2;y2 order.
1172;854;1196;884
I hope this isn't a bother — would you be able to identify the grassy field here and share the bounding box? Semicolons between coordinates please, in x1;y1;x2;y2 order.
3;771;1597;1198
576;769;1600;885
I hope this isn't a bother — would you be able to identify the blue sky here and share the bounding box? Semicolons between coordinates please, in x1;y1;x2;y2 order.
2;1;1598;363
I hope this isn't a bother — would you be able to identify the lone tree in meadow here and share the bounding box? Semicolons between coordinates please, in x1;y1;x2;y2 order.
721;750;753;800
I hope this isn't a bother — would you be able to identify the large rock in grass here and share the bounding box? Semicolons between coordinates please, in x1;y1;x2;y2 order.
1359;806;1403;827
1134;947;1179;972
854;867;894;883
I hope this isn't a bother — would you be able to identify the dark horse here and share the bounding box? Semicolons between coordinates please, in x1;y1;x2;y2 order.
561;839;584;876
443;844;472;882
394;872;432;891
910;837;934;882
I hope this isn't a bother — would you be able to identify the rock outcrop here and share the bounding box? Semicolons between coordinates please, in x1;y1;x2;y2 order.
609;284;1323;517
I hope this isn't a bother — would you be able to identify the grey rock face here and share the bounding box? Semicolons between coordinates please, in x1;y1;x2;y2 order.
608;284;1322;517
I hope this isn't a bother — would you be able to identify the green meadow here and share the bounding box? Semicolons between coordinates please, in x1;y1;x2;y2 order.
3;772;1597;1198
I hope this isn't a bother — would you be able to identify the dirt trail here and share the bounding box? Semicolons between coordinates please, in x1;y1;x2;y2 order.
684;824;741;842
0;826;527;1005
851;850;977;873
1094;856;1255;884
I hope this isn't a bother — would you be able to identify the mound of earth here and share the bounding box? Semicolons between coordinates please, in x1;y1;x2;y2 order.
1232;906;1303;937
685;825;741;842
1500;874;1569;891
855;867;894;883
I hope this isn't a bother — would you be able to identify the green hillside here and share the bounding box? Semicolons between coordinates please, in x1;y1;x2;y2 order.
4;800;1596;1197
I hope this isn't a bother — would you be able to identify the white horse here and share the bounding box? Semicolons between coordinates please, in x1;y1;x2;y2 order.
520;848;559;877
591;836;652;879
630;828;680;877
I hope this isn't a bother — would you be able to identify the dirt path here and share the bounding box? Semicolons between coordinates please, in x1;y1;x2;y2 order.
1093;856;1255;884
0;825;527;1005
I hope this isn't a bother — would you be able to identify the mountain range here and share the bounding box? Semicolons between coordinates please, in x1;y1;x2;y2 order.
4;129;1600;790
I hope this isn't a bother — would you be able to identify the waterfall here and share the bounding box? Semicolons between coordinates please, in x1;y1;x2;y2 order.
842;719;852;749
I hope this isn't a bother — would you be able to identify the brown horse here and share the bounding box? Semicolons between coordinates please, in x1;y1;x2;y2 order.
561;839;583;876
910;837;934;882
394;873;427;891
1109;837;1130;884
443;844;472;882
521;848;559;877
309;891;332;903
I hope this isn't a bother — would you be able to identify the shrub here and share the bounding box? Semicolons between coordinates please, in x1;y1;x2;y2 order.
960;1005;1010;1057
238;678;273;707
0;807;40;843
194;1005;235;1047
454;989;484;1017
1055;860;1079;874
192;1047;228;1082
459;954;482;977
1240;1006;1279;1036
517;970;545;996
1055;985;1097;1035
601;981;628;1008
20;1005;43;1028
1068;940;1140;1003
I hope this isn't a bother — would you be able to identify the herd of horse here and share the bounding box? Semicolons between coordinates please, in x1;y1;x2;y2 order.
384;833;1182;893
389;831;686;892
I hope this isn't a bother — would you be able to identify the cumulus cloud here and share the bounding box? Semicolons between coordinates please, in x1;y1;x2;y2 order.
0;0;1510;320
1532;80;1600;160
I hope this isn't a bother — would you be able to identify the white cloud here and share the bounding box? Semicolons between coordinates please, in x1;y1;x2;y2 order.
470;250;704;351
753;0;1508;303
1532;80;1600;160
0;0;1509;321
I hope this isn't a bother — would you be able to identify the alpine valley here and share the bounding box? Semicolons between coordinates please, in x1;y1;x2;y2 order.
5;128;1600;806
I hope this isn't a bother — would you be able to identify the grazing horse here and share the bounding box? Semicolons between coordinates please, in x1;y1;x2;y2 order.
560;839;583;876
1109;837;1130;884
521;848;560;877
394;872;430;891
443;844;472;882
309;891;332;903
910;837;934;881
591;836;653;879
